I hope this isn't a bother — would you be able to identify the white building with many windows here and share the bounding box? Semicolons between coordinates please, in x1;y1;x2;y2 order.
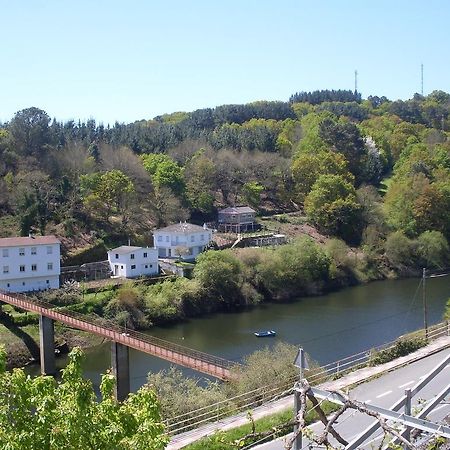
153;222;212;261
0;235;61;293
107;246;159;278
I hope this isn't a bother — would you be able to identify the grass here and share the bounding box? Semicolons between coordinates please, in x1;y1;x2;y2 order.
184;401;337;450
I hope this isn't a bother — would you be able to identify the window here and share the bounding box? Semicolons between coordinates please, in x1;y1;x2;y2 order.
22;282;25;286
31;247;37;255
46;280;49;284
130;254;135;260
115;254;119;259
121;265;124;269
46;246;53;255
2;266;9;274
165;236;169;242
131;264;136;270
191;235;195;242
19;265;25;272
144;265;148;269
2;249;8;257
157;236;162;242
19;248;25;256
47;263;53;271
143;252;147;258
31;264;37;271
7;283;10;288
149;264;153;268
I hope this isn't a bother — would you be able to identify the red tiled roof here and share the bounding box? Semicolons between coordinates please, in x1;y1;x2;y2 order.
0;235;61;248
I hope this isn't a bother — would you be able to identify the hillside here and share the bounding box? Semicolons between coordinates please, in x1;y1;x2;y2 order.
0;89;449;271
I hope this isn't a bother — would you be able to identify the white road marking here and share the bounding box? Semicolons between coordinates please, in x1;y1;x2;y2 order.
376;390;392;399
398;380;415;388
364;399;372;403
419;375;426;379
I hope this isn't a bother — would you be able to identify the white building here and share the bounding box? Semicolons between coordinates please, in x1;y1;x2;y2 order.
153;222;212;261
107;246;159;278
0;235;61;293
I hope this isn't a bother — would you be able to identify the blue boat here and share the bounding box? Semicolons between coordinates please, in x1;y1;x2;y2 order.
254;330;276;337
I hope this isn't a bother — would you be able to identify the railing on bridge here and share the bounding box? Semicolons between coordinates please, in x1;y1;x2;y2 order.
0;290;234;379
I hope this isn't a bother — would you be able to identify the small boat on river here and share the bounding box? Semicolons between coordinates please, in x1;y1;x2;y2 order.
254;330;276;337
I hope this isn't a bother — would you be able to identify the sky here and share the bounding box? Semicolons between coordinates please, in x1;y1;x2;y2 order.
1;0;449;125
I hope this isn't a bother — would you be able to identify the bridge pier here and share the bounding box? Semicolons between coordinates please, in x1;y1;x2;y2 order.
111;342;130;401
39;315;56;375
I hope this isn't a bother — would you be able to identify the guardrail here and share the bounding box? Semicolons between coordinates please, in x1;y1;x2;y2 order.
165;321;449;435
0;290;234;379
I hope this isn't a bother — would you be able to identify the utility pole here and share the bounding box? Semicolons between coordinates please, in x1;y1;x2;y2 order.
354;69;358;94
421;63;424;96
423;268;428;339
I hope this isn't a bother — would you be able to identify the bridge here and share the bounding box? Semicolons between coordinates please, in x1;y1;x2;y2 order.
0;290;234;400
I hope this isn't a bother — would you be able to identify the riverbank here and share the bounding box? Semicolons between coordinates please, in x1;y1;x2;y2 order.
0;323;104;369
1;239;447;370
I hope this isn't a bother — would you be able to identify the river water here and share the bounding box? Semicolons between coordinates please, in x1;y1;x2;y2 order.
33;275;449;391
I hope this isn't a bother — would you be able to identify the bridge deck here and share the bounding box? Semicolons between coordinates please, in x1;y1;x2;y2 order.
0;291;233;380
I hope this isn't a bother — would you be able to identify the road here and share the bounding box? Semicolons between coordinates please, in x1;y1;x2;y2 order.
255;348;450;449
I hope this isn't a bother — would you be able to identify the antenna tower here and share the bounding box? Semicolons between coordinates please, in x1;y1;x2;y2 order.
421;63;424;96
354;70;358;93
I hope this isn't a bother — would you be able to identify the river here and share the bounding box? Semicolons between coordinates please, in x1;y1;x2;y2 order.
30;275;449;391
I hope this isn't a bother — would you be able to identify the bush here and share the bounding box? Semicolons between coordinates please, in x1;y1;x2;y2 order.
257;237;331;300
368;338;426;366
384;231;417;268
105;284;148;329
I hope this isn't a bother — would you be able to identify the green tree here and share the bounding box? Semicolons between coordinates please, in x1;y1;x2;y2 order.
0;346;168;450
8;107;51;157
242;181;264;208
384;231;417;269
141;154;185;196
258;237;331;300
304;174;362;243
184;150;216;214
193;251;243;306
319;118;367;183
416;231;449;269
82;170;135;224
291;151;351;201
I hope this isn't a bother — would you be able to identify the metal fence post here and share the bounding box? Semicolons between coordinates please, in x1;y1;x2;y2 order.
403;389;412;449
293;385;302;450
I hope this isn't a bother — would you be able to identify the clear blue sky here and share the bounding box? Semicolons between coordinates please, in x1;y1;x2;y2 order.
1;0;449;124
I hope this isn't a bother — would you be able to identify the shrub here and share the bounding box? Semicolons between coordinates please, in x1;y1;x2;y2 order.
368;338;426;366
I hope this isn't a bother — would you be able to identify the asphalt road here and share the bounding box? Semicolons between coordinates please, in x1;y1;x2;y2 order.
254;347;450;449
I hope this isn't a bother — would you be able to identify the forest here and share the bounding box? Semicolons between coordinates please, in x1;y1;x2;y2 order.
0;88;449;274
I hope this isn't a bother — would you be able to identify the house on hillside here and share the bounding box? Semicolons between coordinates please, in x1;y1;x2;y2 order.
0;235;61;293
107;246;159;278
218;206;256;233
153;222;212;261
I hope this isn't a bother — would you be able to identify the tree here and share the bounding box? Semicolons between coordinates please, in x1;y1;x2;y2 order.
304;175;362;243
141;154;185;197
184;150;217;214
8;107;51;157
257;237;331;300
291;151;350;201
82;170;135;225
241;181;264;208
319;118;367;184
0;346;168;450
416;231;449;269
193;251;243;306
384;231;417;269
